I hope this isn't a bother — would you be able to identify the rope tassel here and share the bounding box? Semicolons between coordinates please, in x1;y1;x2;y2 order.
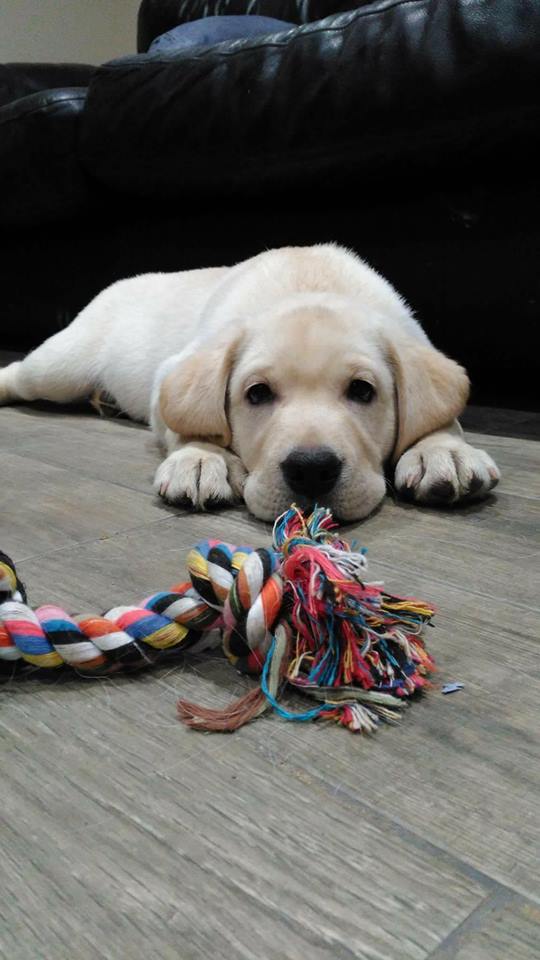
0;507;436;734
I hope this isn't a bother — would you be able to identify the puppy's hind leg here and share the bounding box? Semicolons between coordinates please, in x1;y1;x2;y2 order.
0;315;100;407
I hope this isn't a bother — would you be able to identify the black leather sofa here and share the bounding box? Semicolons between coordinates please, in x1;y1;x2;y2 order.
1;0;539;408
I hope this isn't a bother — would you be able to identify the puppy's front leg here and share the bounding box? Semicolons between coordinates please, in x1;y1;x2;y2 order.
154;434;247;510
394;421;500;505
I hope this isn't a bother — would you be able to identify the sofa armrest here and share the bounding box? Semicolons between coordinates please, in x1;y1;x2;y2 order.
137;0;371;51
0;88;89;225
0;63;95;109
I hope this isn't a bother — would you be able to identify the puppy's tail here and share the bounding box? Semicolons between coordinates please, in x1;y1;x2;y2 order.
0;362;22;405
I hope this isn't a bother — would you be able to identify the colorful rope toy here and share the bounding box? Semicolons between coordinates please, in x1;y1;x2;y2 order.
0;507;436;733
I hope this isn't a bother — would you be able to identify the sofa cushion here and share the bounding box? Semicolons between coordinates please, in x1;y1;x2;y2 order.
83;0;540;201
0;88;89;225
149;16;295;53
137;0;372;51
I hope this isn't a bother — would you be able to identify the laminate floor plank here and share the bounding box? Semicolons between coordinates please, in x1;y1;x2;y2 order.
1;404;158;495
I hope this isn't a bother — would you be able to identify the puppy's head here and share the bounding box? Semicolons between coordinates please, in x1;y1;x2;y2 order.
159;295;468;521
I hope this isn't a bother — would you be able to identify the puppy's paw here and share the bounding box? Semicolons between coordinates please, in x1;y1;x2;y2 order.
154;444;246;510
395;438;500;505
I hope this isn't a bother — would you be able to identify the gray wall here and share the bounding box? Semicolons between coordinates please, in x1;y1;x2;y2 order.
0;0;141;64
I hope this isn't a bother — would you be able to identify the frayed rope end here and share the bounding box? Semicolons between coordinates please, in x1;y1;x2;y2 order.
177;686;269;732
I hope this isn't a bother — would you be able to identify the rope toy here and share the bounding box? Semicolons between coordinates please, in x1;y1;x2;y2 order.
0;507;436;733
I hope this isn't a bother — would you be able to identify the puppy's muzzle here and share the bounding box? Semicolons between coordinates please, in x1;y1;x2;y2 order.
280;447;343;499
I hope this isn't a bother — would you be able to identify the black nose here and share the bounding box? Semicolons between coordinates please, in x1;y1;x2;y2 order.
280;447;343;498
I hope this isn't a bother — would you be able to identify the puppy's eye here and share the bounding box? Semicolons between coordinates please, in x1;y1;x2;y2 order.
347;379;375;404
246;382;274;405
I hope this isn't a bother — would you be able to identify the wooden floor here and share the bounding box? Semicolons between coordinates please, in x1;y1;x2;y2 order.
1;379;539;959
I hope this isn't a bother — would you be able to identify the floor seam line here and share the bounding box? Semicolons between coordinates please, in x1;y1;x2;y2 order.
12;513;187;565
289;760;540;905
374;557;540;615
425;887;528;958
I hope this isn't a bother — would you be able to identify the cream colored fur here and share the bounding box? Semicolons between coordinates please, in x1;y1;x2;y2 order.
0;244;499;520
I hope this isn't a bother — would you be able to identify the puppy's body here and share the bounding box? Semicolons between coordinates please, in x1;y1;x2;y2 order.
0;245;499;519
0;267;228;421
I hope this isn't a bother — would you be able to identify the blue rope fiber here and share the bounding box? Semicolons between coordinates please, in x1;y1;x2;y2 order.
260;637;333;722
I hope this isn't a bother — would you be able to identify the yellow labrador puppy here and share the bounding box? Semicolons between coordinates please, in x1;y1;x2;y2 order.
0;244;499;520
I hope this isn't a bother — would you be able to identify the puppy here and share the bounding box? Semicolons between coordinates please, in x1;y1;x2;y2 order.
0;244;499;520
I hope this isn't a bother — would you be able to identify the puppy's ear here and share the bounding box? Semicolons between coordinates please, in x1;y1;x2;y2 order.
387;332;470;460
159;334;242;446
